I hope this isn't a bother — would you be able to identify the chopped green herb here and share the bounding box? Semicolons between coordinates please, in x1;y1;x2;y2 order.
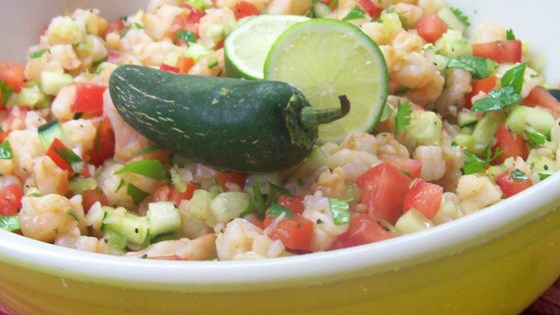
510;168;528;180
127;183;150;204
267;183;291;205
328;198;351;225
268;202;293;218
501;63;526;94
53;145;84;174
462;151;487;174
208;59;219;69
251;182;267;215
0;215;20;232
176;29;197;43
449;7;470;26
136;144;158;156
0;141;13;160
342;5;366;20
0;81;14;105
538;172;551;181
447;56;498;79
394;100;412;135
115;159;168;180
506;28;516;40
524;128;547;146
29;48;48;59
132;22;143;29
67;209;80;221
472;85;521;112
116;179;126;193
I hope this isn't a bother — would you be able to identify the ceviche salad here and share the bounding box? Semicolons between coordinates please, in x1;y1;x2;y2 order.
0;0;559;261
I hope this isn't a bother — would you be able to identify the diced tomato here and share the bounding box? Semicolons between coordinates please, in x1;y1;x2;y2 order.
71;84;107;114
356;0;381;18
181;4;206;24
320;0;338;9
357;162;412;224
378;155;422;179
277;195;305;214
0;62;25;92
131;147;171;165
264;213;314;251
0;184;23;216
106;19;125;36
177;56;194;74
169;5;205;44
81;189;109;213
491;123;528;165
214;171;248;190
522;86;560;116
329;213;395;250
416;14;448;44
46;138;72;174
234;1;260;20
86;117;115;167
472;40;522;64
160;63;179;73
465;76;497;108
495;172;532;197
403;179;443;219
153;182;199;205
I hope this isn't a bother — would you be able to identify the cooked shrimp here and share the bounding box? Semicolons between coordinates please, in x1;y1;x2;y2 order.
312;167;361;200
143;4;183;41
61;119;97;152
406;71;445;106
375;132;410;157
125;234;217;260
102;90;151;162
8;130;45;176
434;68;472;115
302;191;349;251
19;194;86;243
32;156;69;195
55;232;112;254
51;85;76;121
456;174;502;214
216;218;285;260
413;145;446;181
265;0;312;15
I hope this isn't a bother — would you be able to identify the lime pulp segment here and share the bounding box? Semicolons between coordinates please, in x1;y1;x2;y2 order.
224;14;309;80
264;19;389;143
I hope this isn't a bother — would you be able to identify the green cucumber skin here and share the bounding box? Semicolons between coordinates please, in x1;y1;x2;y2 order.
109;65;314;173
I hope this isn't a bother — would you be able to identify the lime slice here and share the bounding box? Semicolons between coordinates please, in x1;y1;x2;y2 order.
224;14;309;80
264;19;388;143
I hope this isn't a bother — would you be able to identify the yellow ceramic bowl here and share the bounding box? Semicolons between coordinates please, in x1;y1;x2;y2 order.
1;1;560;314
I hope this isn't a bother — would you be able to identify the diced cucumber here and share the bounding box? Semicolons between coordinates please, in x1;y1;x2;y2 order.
147;201;181;236
406;111;443;145
435;29;472;58
437;7;467;33
471;111;504;154
423;45;449;72
209;191;254;227
38;119;63;148
102;207;150;245
68;177;97;194
457;109;478;127
41;71;73;95
189;189;213;219
101;227;128;250
453;133;475;150
381;11;402;39
395;209;433;234
525;107;555;136
505;105;526;135
183;43;211;62
14;81;50;109
527;153;557;181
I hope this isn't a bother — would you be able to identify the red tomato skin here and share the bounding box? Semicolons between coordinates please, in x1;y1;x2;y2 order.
169;183;199;204
46;138;72;173
522;86;560;116
234;1;260;20
465;76;497;108
495;172;532;197
378;155;422;179
357;162;412;224
492;124;528;165
356;0;381;18
329;213;395;250
416;14;448;43
214;172;248;190
472;40;522;64
87;117;115;167
0;62;25;92
81;189;109;213
277;195;305;214
403;179;443;219
0;184;23;216
264;213;314;251
160;63;179;73
177;56;194;74
71;84;107;114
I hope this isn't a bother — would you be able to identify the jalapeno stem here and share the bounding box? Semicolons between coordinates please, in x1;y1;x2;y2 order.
299;95;350;130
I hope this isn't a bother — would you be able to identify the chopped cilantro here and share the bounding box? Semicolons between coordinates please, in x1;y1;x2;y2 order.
127;183;150;204
268;202;293;218
501;63;526;94
449;7;470;26
0;215;20;232
472;85;521;112
0;81;14;105
115;159;168;180
394;100;412;135
53;145;84;174
447;56;498;79
67;209;80;221
176;29;197;43
524;128;547;146
510;168;528;180
328;198;351;225
462;148;500;175
0;141;13;160
506;29;516;40
342;5;367;20
29;48;48;59
538;172;552;181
